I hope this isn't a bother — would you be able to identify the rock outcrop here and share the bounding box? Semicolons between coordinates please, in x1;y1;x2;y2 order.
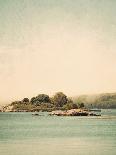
50;109;101;116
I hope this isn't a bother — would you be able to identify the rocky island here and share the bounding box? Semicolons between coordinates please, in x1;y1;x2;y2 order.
1;92;116;113
0;92;101;116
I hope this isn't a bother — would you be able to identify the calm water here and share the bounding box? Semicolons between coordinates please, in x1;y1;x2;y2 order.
0;109;116;155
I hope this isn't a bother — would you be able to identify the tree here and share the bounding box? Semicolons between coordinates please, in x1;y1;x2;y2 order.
11;101;22;105
63;103;78;110
67;98;73;103
78;102;85;108
22;98;29;103
53;92;68;107
30;94;50;105
30;97;36;104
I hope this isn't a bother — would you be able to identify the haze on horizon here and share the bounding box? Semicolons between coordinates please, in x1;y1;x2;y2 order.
0;0;116;104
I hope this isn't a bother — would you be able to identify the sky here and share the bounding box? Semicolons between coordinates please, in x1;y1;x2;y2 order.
0;0;116;104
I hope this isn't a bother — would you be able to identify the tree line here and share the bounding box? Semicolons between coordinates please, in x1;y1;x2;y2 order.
10;92;116;111
10;92;85;112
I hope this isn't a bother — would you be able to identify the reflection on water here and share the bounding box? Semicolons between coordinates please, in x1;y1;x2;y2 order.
0;109;116;155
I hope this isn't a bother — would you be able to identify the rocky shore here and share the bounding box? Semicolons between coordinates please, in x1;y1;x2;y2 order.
0;105;101;116
50;109;101;116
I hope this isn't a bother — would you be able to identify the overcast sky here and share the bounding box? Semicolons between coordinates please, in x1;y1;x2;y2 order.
0;0;116;104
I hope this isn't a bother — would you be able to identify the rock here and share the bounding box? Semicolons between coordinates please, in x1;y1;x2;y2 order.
32;113;39;116
50;109;101;116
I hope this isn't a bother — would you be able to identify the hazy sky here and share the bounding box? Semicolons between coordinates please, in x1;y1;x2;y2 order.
0;0;116;104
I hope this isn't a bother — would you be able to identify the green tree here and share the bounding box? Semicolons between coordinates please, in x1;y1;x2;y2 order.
11;101;22;106
78;102;85;108
53;92;68;107
30;97;36;104
30;94;50;105
67;97;73;103
22;98;29;103
63;103;78;110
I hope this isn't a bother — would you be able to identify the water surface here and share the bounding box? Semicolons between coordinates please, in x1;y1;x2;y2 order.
0;109;116;155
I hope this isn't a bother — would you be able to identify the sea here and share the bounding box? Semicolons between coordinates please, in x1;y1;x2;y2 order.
0;109;116;155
